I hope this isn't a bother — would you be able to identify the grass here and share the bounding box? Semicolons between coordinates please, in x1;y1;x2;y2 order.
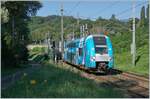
2;47;46;77
1;64;32;77
115;45;149;76
29;46;47;56
28;46;48;63
2;61;124;98
28;53;37;59
33;54;45;62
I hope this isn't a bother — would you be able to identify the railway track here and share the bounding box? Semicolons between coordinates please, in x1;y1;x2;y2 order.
63;62;149;98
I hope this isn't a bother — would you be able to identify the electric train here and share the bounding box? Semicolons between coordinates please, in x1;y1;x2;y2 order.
64;34;114;72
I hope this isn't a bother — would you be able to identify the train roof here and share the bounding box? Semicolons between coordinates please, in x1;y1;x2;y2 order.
89;34;107;37
65;39;80;45
65;34;109;45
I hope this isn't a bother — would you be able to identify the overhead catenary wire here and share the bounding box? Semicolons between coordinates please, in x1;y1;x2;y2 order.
64;2;80;16
73;1;147;32
63;1;147;26
63;1;147;39
77;1;147;21
91;1;120;19
63;2;81;32
63;1;118;32
103;1;147;27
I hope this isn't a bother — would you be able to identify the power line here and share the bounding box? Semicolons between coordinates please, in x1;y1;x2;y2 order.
63;1;147;40
65;2;80;15
117;1;147;17
103;1;147;27
63;2;80;34
64;1;121;30
92;1;120;19
78;1;147;21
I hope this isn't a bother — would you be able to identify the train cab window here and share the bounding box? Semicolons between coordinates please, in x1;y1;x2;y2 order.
93;37;106;45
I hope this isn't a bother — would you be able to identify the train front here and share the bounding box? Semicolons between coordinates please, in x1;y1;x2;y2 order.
92;35;113;71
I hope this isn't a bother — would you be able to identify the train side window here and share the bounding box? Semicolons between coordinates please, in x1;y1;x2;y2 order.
79;48;82;56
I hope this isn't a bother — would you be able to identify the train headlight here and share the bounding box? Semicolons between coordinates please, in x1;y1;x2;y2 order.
90;56;95;61
109;57;113;61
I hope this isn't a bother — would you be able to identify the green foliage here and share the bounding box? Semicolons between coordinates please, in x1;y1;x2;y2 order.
1;1;42;68
1;64;32;77
27;12;148;54
127;18;140;30
31;47;46;54
115;45;148;76
1;6;9;24
2;62;124;98
110;14;116;21
26;4;148;75
146;4;149;21
140;6;146;27
28;15;98;42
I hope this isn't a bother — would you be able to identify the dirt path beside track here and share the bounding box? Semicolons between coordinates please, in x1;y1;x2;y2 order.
1;63;41;90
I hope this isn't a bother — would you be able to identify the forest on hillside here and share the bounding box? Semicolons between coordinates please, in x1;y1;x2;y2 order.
27;4;149;72
1;1;149;69
28;4;149;53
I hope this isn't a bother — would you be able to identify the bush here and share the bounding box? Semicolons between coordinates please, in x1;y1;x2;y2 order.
31;47;46;53
2;40;29;68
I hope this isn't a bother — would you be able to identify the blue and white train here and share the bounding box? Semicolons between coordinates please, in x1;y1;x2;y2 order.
64;34;114;72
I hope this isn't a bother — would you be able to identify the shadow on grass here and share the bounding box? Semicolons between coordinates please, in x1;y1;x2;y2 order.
1;62;137;98
2;61;148;98
135;55;141;66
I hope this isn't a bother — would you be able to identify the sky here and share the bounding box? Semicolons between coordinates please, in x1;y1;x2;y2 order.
37;0;148;20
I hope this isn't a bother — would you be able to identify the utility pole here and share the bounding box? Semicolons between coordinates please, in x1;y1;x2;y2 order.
72;24;74;40
85;24;88;36
80;25;82;38
132;0;136;66
82;25;85;37
47;31;50;54
77;12;80;26
61;3;64;60
77;12;80;38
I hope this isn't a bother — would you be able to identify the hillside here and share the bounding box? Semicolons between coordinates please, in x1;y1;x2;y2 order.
28;15;148;51
27;15;129;42
27;15;149;76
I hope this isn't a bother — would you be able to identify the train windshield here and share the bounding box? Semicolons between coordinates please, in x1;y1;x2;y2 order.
95;47;108;54
93;37;106;45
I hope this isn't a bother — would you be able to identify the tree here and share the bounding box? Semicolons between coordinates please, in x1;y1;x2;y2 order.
1;7;9;24
146;4;149;22
128;18;140;30
1;1;42;67
2;1;42;41
110;14;116;21
140;6;146;26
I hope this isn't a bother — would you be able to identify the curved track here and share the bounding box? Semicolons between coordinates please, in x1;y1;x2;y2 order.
63;62;149;98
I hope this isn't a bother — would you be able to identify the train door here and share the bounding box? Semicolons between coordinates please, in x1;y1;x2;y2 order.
85;39;90;67
79;48;82;65
82;43;86;65
78;39;84;65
